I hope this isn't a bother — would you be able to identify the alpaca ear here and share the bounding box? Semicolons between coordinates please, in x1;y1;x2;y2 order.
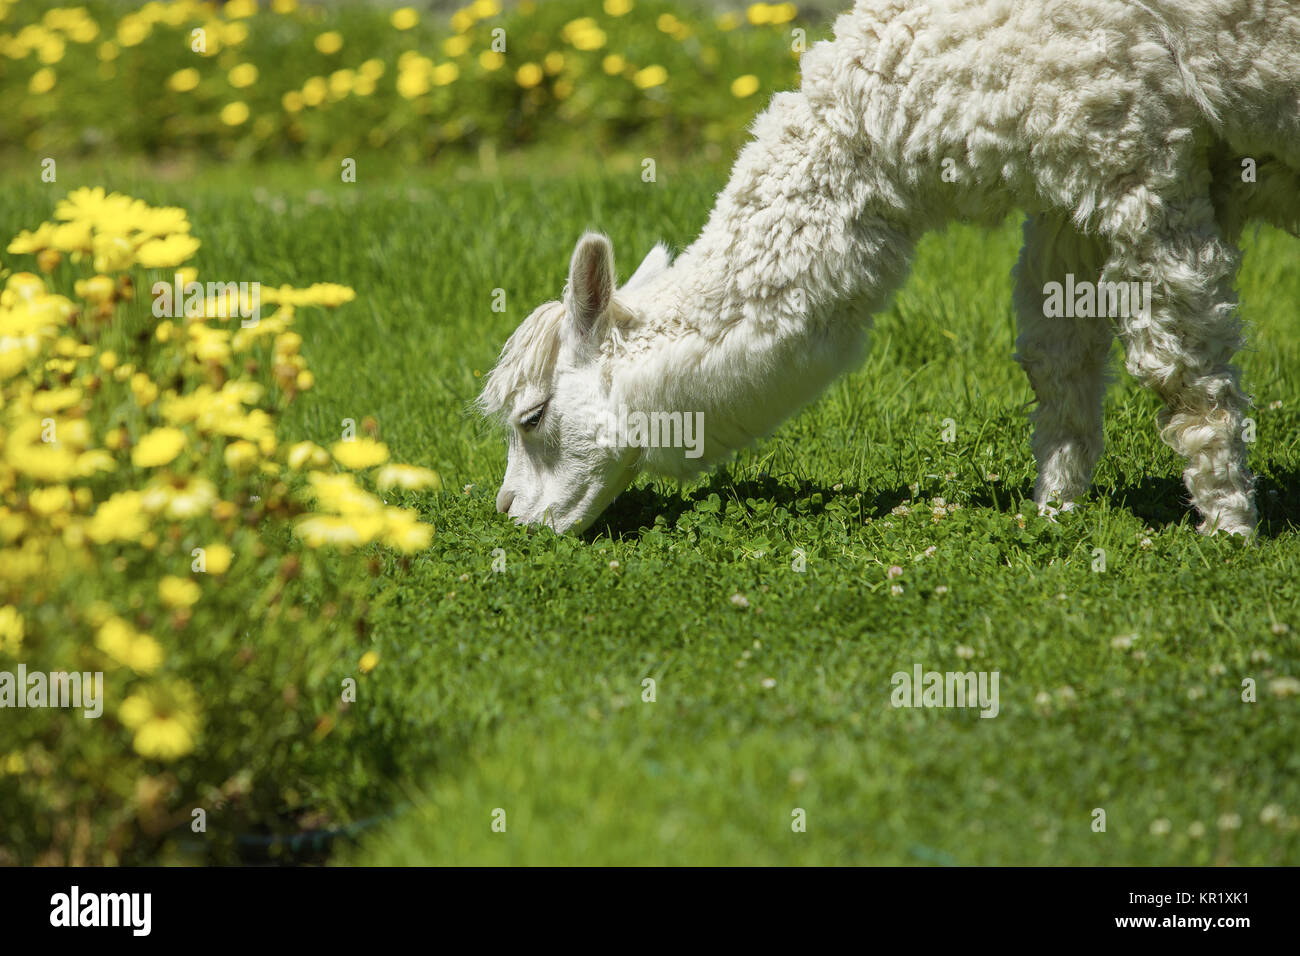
566;232;615;337
623;242;672;293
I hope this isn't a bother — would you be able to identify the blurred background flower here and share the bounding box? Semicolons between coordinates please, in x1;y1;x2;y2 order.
0;0;830;164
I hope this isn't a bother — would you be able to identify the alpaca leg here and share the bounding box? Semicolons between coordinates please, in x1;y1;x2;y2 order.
1210;145;1300;242
1013;214;1113;513
1111;206;1256;536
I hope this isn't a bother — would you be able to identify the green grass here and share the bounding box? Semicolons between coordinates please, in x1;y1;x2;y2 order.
7;155;1300;864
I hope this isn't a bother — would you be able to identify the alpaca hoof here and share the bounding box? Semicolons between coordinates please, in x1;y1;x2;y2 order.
1036;499;1076;521
1194;494;1258;539
1197;516;1257;539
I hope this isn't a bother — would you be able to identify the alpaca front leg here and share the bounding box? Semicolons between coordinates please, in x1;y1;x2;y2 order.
1113;215;1256;536
1012;214;1113;514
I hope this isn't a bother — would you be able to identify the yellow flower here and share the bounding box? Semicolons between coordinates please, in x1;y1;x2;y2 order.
443;35;470;57
96;617;164;673
294;514;376;549
200;543;234;575
287;441;331;470
390;7;419;30
130;372;158;408
396;67;429;99
77;274;117;304
731;74;760;98
143;476;217;520
561;17;596;40
220;101;250;126
5;271;48;297
31;387;82;414
769;2;799;25
331;438;389;469
478;50;504;71
223;21;250;47
261;282;355;306
228;63;258;88
168;68;200;92
7;224;55;255
135;234;201;268
132;427;187;468
223;439;258;473
0;606;23;655
86;491;150;543
286;442;330;470
307;471;378;507
315;31;343;55
272;0;298;12
602;54;626;75
116;15;151;47
604;0;633;15
302;76;327;106
516;62;543;88
92;232;135;272
1;752;26;775
633;65;667;89
77;449;116;477
159;575;201;608
119;681;200;760
282;90;305;112
328;68;355;98
29;68;56;94
359;650;379;673
382;510;434;552
28;485;72;517
376;464;442;492
432;62;459;85
570;26;606;50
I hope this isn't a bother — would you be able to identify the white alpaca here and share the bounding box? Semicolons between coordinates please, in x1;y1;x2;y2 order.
480;0;1300;534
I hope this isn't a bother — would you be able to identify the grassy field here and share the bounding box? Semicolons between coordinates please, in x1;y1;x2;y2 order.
6;155;1300;865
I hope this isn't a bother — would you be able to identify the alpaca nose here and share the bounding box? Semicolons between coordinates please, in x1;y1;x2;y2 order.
496;487;515;514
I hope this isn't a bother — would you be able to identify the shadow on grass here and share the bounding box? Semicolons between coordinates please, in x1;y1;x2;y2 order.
585;464;1300;540
585;470;873;540
588;470;1010;540
1092;466;1300;538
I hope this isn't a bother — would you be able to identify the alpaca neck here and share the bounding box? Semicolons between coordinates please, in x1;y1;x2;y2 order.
622;91;920;477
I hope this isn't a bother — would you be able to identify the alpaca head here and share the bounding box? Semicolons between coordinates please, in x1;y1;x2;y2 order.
477;233;672;533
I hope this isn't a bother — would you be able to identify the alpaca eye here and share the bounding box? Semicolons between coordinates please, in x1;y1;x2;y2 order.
519;403;547;431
